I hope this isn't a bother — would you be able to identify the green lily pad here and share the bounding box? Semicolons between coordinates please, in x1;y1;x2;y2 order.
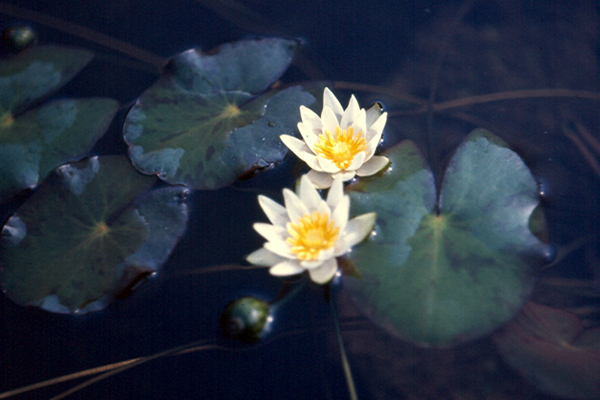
493;302;600;399
0;98;118;200
0;156;189;314
345;129;552;347
123;38;317;190
0;45;93;113
0;45;118;201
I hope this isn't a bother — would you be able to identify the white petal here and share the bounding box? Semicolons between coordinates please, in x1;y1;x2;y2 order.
246;247;284;267
323;87;344;119
365;131;384;159
321;106;339;134
365;102;384;128
350;108;367;137
307;170;334;189
297;122;319;149
356;156;389;177
253;223;287;243
300;259;325;269
347;151;366;171
326;176;344;209
316;199;331;218
317;156;342;173
367;112;387;140
265;241;295;259
283;188;309;222
308;258;338;284
280;135;323;171
343;212;376;248
298;174;322;211
269;260;304;277
258;195;288;226
333;170;356;182
333;237;352;257
300;105;322;131
340;95;360;130
331;194;349;232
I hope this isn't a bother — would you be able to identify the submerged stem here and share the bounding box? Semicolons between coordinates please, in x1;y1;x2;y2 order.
330;297;358;400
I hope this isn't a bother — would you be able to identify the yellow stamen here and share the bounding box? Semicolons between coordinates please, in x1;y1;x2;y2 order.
286;211;339;261
313;126;367;170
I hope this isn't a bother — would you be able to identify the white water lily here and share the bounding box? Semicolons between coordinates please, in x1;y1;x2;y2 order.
280;87;389;189
247;175;376;284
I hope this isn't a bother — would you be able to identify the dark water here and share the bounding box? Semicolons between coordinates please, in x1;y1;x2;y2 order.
0;0;599;399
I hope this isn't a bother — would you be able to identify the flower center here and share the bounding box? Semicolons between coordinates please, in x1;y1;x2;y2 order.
286;211;339;261
313;126;367;170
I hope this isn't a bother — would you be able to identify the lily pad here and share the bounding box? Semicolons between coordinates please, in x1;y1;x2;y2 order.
0;156;189;314
0;45;118;201
0;98;118;200
123;38;317;190
0;45;93;113
493;302;600;399
344;129;552;347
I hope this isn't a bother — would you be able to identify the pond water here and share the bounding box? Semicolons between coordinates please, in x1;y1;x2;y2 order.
0;0;599;399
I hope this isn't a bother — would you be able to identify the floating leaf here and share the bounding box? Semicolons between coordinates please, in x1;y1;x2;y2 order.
0;156;189;314
0;45;93;113
0;98;118;200
123;38;317;190
0;45;117;201
344;129;552;347
493;302;600;399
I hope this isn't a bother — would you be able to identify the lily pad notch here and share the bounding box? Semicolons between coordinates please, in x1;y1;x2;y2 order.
344;129;554;347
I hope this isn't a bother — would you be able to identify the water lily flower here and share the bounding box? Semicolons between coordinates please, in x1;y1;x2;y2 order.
246;175;376;284
280;87;389;189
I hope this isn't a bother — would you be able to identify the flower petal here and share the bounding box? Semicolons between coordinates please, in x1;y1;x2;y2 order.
300;105;322;131
366;112;387;140
365;102;384;128
246;247;285;267
326;176;344;209
333;170;357;182
258;195;288;226
265;241;295;259
365;131;384;159
340;95;360;130
331;194;350;232
350;108;367;137
347;151;366;171
323;87;344;119
321;106;339;134
280;135;322;171
283;188;309;222
356;156;389;177
308;257;338;284
253;222;287;243
307;170;334;189
317;156;342;173
298;174;322;211
297;122;319;149
343;212;376;248
269;260;304;277
300;259;325;269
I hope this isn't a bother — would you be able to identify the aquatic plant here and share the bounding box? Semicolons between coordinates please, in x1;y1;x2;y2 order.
0;1;599;399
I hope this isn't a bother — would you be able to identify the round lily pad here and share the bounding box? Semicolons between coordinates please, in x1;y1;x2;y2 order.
344;129;553;347
0;45;118;201
0;98;118;200
0;156;189;314
0;45;93;113
123;38;317;190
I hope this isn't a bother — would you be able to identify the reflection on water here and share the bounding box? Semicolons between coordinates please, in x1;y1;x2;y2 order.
0;0;598;399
